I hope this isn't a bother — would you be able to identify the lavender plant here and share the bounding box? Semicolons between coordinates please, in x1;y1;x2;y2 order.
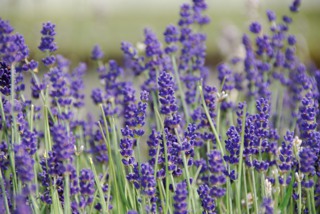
0;0;320;213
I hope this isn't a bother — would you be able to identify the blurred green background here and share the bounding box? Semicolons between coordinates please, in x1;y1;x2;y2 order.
1;0;320;66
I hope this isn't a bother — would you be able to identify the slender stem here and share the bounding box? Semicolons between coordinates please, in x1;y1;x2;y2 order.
110;116;123;212
298;179;302;214
307;189;312;214
0;170;10;214
0;98;6;128
9;63;19;202
192;165;202;187
243;164;250;214
152;92;161;131
250;166;258;214
29;185;40;214
236;105;247;213
260;172;266;199
44;88;52;151
310;187;316;214
89;190;98;214
97;121;122;213
64;173;71;214
273;170;280;212
154;109;170;214
106;171;112;213
171;55;190;123
216;102;221;134
199;84;225;157
174;128;195;213
226;179;233;214
30;71;56;122
153;137;161;179
89;157;107;213
276;82;284;130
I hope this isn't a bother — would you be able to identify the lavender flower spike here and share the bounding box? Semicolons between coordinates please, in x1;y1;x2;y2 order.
38;22;57;52
91;45;104;60
173;181;188;214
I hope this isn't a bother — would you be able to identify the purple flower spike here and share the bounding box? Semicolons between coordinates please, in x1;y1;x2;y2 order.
298;93;317;141
173;181;188;214
277;131;294;173
287;35;296;46
0;141;9;171
147;129;164;167
192;0;210;25
164;24;179;54
255;97;270;138
15;144;34;183
283;15;292;24
91;45;104;60
140;162;158;212
179;4;193;26
198;184;215;213
261;197;274;214
91;88;105;105
79;169;95;208
208;150;226;192
42;55;56;66
249;22;262;34
0;18;29;64
266;10;276;22
0;18;14;34
158;71;181;127
14;195;32;214
299;148;317;175
0;62;11;96
51;124;75;163
225;126;240;164
38;22;57;53
290;0;301;12
218;63;234;91
121;41;138;59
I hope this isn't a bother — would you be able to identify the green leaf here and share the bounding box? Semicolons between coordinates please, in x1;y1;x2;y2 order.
279;171;295;211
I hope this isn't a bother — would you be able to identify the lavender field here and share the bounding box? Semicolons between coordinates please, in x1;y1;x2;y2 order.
1;0;320;213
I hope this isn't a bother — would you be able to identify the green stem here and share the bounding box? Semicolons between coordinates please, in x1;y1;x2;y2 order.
216;102;221;134
110;116;124;212
0;170;10;214
64;173;71;214
89;157;107;213
250;166;258;214
0;97;6;128
174;128;195;213
260;172;266;199
89;190;98;214
44;88;52;151
192;165;202;188
236;105;247;213
9;63;19;201
199;84;225;157
298;179;302;214
310;187;316;214
30;71;56;122
273;170;280;212
29;186;40;214
154;109;170;214
97;121;122;213
243;164;250;214
171;55;190;123
226;179;233;214
307;189;312;214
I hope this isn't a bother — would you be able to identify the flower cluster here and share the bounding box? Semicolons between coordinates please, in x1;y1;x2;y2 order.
38;22;57;66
